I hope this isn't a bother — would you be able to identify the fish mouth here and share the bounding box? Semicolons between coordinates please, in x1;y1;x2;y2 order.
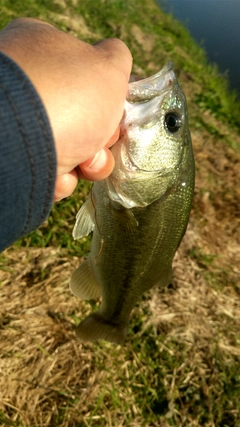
123;62;182;135
127;62;176;103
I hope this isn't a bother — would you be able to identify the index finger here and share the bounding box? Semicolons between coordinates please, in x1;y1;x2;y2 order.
93;38;132;82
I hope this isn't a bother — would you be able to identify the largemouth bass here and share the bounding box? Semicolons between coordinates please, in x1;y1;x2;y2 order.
70;62;195;344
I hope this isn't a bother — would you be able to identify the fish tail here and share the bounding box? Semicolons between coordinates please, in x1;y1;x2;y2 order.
76;312;128;344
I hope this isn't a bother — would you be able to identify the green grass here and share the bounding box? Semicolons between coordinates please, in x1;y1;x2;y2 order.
14;180;92;255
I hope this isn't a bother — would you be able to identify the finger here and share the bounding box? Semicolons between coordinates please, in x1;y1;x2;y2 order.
54;170;78;201
93;38;132;82
106;126;120;148
78;147;115;181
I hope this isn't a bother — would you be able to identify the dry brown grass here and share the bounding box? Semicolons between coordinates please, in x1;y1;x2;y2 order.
1;209;240;426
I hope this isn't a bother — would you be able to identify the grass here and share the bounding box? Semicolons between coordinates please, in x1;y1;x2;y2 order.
14;180;92;255
0;1;240;426
1;243;240;427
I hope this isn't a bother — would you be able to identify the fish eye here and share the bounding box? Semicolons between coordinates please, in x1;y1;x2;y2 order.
165;112;182;133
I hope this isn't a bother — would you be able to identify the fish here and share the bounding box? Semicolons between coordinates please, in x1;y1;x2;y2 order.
70;62;195;344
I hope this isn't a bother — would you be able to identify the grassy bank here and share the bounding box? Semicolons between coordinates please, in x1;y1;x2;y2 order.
0;1;240;426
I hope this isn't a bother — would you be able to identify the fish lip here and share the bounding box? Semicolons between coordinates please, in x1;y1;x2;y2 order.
127;62;176;102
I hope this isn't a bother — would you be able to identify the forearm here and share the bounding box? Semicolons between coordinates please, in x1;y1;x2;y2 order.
0;52;56;251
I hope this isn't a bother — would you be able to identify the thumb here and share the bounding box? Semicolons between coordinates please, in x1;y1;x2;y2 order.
54;170;78;201
79;147;115;181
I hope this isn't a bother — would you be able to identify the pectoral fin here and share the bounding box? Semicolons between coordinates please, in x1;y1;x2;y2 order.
112;206;138;239
70;257;101;300
73;194;95;240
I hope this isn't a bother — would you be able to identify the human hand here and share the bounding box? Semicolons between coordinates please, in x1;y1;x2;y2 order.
0;18;132;200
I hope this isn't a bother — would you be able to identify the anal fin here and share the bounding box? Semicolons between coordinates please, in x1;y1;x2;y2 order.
70;257;101;300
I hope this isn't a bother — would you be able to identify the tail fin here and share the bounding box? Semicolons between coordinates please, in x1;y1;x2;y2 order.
76;312;128;344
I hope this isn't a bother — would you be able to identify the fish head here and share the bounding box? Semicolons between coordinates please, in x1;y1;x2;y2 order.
100;62;193;208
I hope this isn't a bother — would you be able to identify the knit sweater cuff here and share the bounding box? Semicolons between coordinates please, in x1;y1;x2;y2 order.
0;52;56;251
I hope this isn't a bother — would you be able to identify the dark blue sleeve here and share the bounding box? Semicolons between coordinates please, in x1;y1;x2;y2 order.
0;52;56;252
